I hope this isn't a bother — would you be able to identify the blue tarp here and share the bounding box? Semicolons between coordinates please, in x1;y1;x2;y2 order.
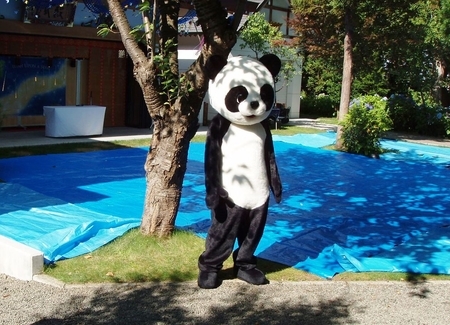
1;133;449;278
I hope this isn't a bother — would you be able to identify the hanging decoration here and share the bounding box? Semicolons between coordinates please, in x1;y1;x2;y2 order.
81;0;198;33
23;0;77;26
178;9;197;36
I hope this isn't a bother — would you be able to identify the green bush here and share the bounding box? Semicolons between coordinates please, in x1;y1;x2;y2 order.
388;94;450;138
300;94;337;117
415;105;450;137
387;94;418;132
341;95;393;157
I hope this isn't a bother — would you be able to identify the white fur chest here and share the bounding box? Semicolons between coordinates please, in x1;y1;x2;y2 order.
221;123;269;209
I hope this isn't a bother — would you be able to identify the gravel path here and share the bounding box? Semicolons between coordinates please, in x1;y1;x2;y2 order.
1;274;450;324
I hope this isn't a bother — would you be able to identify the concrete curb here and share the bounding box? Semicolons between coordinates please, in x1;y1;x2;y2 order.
0;235;43;281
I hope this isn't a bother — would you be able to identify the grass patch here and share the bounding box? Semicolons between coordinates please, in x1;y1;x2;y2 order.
0;136;210;159
0;141;148;159
45;229;204;284
272;125;325;136
44;229;321;284
317;117;339;125
45;228;450;284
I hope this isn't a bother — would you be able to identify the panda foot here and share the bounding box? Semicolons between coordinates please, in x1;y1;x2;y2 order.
235;267;269;285
198;271;221;289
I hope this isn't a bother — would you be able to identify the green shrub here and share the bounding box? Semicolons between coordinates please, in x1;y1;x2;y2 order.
341;95;393;157
300;94;337;117
415;104;450;138
387;94;418;132
388;94;450;138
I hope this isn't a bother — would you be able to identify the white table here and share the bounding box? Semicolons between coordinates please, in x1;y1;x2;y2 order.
43;105;106;137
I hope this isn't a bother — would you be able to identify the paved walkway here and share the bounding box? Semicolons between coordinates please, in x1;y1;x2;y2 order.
0;126;156;148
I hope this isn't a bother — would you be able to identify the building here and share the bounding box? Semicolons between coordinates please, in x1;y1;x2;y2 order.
0;0;300;130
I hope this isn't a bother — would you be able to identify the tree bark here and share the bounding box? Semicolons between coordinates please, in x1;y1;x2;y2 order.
435;59;450;107
335;7;353;150
106;0;237;237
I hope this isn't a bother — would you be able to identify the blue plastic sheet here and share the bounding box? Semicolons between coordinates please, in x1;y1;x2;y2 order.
1;134;450;278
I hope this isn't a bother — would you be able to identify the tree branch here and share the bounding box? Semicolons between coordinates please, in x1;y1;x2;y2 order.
105;0;147;66
232;0;247;32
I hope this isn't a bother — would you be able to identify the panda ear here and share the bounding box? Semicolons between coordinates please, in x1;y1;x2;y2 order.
205;55;228;81
259;54;282;78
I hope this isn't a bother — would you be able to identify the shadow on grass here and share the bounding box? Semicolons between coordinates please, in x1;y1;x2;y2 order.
0;141;138;159
31;282;354;325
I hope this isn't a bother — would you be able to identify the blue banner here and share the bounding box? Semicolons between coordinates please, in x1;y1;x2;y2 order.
0;56;66;117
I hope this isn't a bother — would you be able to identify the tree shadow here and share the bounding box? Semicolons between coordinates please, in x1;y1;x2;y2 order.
218;257;300;281
405;272;432;299
31;282;356;325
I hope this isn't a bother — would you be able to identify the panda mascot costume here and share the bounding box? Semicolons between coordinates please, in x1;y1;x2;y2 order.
198;54;283;289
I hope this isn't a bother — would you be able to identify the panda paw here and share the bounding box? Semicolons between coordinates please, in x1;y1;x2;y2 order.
235;267;269;285
206;188;228;209
198;271;221;289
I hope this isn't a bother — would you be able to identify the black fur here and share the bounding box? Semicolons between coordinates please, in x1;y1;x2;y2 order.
204;114;231;209
258;54;282;77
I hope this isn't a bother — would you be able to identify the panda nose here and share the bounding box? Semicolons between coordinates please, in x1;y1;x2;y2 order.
250;101;259;109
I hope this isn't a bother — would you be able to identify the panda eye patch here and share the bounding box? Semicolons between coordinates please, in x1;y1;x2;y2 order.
260;84;275;111
225;86;248;112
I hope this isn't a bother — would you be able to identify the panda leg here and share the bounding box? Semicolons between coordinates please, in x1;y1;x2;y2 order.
198;199;243;289
233;199;269;285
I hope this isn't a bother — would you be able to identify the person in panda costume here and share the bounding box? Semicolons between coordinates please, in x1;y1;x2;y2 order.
198;54;283;289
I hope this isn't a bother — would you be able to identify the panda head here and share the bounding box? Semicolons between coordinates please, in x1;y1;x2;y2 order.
206;54;281;126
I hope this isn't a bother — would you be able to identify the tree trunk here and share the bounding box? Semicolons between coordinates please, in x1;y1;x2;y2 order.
335;8;353;150
140;102;194;236
435;59;450;107
107;0;237;237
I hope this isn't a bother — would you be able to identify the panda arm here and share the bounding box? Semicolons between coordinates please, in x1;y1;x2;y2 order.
205;114;230;209
262;119;282;203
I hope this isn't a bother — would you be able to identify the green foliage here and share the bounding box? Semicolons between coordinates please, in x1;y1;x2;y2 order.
97;23;116;38
239;12;302;85
97;2;152;45
341;95;393;156
387;94;418;132
415;104;450;137
302;56;342;103
153;39;193;106
239;12;282;56
388;94;450;138
300;94;338;117
351;67;390;99
290;0;449;110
